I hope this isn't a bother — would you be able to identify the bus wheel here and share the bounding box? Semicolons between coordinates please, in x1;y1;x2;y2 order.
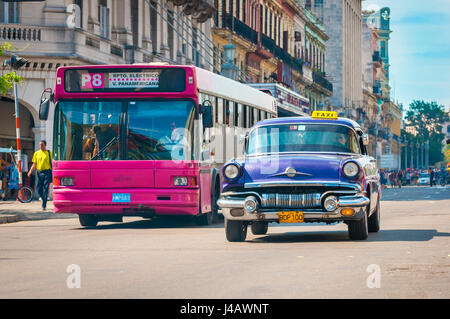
225;218;247;242
196;211;214;225
78;214;98;227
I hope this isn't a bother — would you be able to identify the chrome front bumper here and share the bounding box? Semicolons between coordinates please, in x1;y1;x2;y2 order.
218;194;369;222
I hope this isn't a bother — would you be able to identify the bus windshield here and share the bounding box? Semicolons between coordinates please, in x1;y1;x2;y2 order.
247;123;360;155
54;99;196;161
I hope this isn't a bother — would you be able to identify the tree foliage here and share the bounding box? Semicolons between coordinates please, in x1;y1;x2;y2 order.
405;100;449;165
0;42;23;95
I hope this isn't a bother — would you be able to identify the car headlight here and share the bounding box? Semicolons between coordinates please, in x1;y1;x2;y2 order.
343;162;360;179
223;163;240;180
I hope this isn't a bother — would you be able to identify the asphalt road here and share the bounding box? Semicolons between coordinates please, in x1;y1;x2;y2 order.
0;186;449;299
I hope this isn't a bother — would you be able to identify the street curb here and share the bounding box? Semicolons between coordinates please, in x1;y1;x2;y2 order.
0;214;21;224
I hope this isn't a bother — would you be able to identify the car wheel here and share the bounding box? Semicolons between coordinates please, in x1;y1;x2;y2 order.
368;198;380;233
78;214;98;227
347;210;368;240
225;218;247;242
251;221;268;235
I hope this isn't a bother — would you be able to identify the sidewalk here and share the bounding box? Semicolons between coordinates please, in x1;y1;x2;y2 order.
0;200;76;224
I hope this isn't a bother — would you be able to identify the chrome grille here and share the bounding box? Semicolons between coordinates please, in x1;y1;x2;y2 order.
261;193;321;208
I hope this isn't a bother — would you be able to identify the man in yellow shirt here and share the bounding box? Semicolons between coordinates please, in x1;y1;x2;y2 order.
28;140;52;210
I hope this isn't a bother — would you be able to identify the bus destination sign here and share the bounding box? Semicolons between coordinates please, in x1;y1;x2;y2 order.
108;72;159;89
64;68;186;93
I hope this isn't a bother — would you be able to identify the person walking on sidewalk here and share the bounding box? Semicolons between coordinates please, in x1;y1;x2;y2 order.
28;140;52;210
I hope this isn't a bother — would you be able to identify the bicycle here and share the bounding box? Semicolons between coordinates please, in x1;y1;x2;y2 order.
0;148;34;203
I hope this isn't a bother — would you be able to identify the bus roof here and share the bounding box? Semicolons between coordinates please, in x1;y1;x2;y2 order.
195;67;277;114
54;64;277;114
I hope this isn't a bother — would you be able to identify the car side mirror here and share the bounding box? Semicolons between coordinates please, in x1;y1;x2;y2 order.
201;100;213;128
39;88;53;121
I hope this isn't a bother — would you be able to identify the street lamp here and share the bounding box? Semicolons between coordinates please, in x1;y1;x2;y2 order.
221;34;237;80
3;54;28;188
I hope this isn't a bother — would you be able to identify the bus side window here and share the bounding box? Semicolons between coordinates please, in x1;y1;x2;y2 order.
234;102;239;127
224;100;230;126
217;97;223;124
244;105;248;128
236;103;244;127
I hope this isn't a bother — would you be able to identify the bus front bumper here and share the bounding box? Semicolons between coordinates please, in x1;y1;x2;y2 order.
53;188;200;216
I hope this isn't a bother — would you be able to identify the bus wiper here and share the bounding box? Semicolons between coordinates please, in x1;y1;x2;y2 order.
91;136;119;160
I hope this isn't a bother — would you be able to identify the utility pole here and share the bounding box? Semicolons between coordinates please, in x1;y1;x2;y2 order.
3;55;28;188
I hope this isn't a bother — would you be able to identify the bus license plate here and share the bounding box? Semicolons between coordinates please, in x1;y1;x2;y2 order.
278;211;304;223
112;193;130;203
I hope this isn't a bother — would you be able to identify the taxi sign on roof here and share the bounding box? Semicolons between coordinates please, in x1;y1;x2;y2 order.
311;111;338;120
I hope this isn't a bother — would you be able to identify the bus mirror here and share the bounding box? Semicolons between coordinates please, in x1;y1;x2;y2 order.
39;88;53;121
202;100;213;128
39;98;50;121
201;150;211;161
362;133;369;146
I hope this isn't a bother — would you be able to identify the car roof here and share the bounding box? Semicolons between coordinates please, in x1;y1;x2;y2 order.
253;116;362;130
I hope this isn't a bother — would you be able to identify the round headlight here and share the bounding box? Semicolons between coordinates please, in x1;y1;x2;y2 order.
224;164;240;180
244;196;259;213
324;196;338;212
343;162;360;179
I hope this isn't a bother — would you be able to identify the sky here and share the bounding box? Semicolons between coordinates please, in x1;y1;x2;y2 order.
362;0;450;112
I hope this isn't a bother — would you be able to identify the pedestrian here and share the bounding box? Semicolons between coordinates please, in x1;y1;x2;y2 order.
429;167;435;187
397;170;403;188
406;170;411;185
28;140;52;210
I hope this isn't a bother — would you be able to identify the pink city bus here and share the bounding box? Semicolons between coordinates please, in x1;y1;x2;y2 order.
39;64;276;227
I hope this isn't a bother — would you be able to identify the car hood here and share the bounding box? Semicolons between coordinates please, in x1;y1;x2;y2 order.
243;153;352;186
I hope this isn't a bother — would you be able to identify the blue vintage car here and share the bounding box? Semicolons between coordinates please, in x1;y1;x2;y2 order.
218;112;381;242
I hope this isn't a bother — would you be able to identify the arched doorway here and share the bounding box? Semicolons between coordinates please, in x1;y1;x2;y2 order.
0;96;36;187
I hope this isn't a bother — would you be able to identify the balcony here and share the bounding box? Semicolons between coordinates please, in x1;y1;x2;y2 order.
312;70;333;93
260;33;302;74
225;14;258;46
372;51;382;66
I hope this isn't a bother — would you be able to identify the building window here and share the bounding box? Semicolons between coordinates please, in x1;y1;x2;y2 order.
0;1;19;23
264;7;267;35
131;0;139;45
98;0;110;39
269;11;272;38
380;41;386;58
150;1;158;53
243;0;246;23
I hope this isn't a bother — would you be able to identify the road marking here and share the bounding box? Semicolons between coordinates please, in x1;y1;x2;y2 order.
297;256;304;258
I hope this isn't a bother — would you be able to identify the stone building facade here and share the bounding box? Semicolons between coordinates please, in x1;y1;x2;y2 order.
0;0;215;166
212;0;332;115
321;0;363;118
363;7;403;169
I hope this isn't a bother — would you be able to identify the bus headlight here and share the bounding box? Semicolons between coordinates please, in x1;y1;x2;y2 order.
223;163;240;181
60;177;74;186
343;162;360;179
174;177;188;186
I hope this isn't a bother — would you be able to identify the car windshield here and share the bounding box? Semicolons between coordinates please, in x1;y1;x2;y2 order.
420;173;430;178
247;123;360;155
54;99;196;161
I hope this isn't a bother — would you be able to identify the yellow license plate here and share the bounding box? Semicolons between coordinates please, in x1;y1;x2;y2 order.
278;211;304;223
